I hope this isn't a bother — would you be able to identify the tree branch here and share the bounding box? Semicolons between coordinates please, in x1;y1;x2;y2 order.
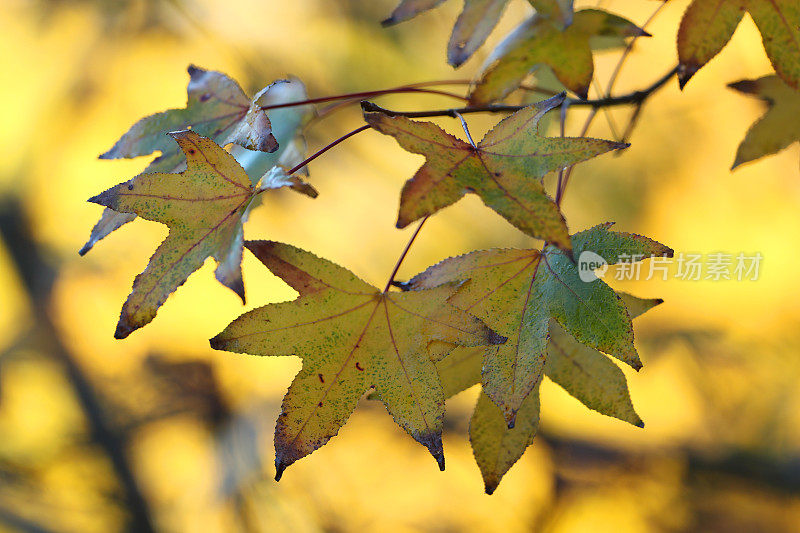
360;66;679;119
0;201;157;533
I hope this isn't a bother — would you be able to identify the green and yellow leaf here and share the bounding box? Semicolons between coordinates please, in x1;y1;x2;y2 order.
210;241;505;479
408;223;671;427
470;9;648;103
470;388;540;494
431;291;661;494
381;0;446;25
678;0;800;89
88;130;315;339
729;75;800;168
382;0;511;67
81;68;311;255
364;94;626;252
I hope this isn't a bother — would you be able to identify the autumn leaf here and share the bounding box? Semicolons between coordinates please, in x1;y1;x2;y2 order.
364;94;626;251
381;0;446;25
728;75;800;169
88;130;316;339
210;241;506;479
470;9;648;104
229;77;314;183
541;291;660;427
421;292;660;494
472;292;660;494
411;251;664;494
677;0;800;89
80;67;309;255
100;65;278;168
470;388;539;494
382;0;511;67
406;222;672;427
434;292;661;414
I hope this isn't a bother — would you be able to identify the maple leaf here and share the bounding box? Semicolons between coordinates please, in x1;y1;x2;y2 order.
210;241;506;479
88;130;316;339
728;75;800;169
406;222;672;427
364;94;626;252
432;292;661;418
677;0;800;89
381;0;577;67
383;0;511;67
410;292;660;494
229;77;315;182
470;9;648;104
471;294;662;494
80;67;309;255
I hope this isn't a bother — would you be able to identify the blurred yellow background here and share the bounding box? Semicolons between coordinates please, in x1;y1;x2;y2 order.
2;0;800;531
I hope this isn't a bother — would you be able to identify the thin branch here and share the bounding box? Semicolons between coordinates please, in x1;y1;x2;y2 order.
592;78;621;141
313;81;474;120
607;1;670;94
360;65;678;119
261;85;468;112
286;125;370;175
384;217;429;293
0;202;157;533
556;3;670;204
619;102;645;148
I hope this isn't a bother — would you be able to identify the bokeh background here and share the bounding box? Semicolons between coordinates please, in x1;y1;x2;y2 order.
2;0;800;531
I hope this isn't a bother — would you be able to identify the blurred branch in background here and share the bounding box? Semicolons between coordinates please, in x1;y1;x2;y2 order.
3;0;800;530
0;198;157;532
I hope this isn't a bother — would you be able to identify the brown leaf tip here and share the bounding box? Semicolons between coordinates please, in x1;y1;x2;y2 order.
114;318;135;340
274;460;287;482
418;431;445;471
187;64;206;78
484;481;498;495
209;334;224;350
87;192;112;208
727;79;758;94
677;63;699;90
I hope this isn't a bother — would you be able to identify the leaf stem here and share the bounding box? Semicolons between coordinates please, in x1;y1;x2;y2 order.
384;216;429;293
286;125;370;175
453;111;476;147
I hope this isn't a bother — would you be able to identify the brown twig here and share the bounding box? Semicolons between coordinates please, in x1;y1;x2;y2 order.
360;66;679;119
384;217;429;293
287;125;370;175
